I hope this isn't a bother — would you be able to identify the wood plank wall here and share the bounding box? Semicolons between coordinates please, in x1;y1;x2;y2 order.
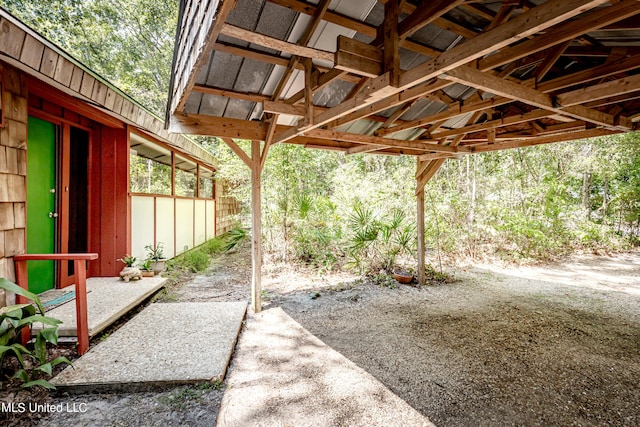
215;179;241;236
0;64;27;306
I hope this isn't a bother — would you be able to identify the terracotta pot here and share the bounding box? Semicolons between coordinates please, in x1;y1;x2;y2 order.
141;270;154;277
392;272;413;284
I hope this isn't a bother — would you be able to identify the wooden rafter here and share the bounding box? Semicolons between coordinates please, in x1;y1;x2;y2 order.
477;0;640;72
192;85;271;103
169;0;640;160
212;41;360;84
397;0;465;40
219;24;333;62
441;66;631;130
271;0;609;145
173;0;238;113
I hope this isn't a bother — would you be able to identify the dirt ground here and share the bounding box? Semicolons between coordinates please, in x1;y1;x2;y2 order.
3;245;639;426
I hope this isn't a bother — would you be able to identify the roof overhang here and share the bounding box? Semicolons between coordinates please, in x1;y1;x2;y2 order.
167;0;640;185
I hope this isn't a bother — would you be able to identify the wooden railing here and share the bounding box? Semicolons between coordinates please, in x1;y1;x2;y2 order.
13;253;99;355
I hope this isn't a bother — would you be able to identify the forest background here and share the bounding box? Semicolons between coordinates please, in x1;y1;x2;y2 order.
4;0;639;273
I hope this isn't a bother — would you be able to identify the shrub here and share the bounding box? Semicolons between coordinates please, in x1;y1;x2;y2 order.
0;278;71;389
169;250;210;273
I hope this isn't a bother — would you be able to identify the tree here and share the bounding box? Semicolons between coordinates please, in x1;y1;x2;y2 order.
3;0;177;115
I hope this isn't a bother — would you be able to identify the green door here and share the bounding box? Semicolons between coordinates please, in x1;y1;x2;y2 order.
26;116;57;293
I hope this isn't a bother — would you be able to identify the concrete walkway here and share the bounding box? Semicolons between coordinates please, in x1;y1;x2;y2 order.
35;277;167;337
51;301;247;392
217;307;433;427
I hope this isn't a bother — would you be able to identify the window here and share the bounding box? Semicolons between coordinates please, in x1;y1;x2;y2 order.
129;133;172;195
199;168;215;199
175;155;197;197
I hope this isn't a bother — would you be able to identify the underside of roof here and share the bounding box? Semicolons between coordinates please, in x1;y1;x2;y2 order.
167;0;640;178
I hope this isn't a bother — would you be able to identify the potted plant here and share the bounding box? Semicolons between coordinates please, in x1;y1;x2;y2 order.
118;255;136;267
145;242;167;274
138;259;155;277
118;255;141;282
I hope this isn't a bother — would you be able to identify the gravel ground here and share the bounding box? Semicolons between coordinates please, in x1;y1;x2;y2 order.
273;254;640;426
3;245;638;426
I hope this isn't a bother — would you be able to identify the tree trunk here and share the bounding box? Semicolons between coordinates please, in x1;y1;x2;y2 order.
601;177;609;222
582;171;592;219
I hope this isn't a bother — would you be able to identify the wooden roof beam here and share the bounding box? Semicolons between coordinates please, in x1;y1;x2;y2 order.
381;51;640;137
470;128;618;153
440;66;629;130
192;85;271;103
398;0;611;90
556;74;640;107
219;24;333;62
478;0;640;72
277;0;607;144
212;42;360;84
325;80;453;129
397;0;465;40
430;109;556;139
378;96;513;137
303;128;471;154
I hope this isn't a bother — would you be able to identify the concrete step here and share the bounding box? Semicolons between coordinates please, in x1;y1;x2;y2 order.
51;301;247;393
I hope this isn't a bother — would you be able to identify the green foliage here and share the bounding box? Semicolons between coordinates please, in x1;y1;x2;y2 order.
138;259;153;271
0;278;72;389
223;227;248;252
169;250;209;273
145;242;165;261
118;255;136;267
370;273;397;289
345;204;415;273
3;0;178;115
202;237;226;256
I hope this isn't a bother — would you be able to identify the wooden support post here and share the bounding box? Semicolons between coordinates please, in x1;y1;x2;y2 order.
383;0;400;87
251;140;263;313
416;159;426;286
74;259;89;355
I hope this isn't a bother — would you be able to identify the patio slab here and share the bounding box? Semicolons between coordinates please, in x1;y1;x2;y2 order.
217;307;433;427
35;277;167;337
51;301;247;392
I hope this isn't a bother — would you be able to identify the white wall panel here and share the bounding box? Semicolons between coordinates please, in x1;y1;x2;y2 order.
194;200;206;246
156;197;175;258
206;200;216;240
131;196;155;262
176;199;194;254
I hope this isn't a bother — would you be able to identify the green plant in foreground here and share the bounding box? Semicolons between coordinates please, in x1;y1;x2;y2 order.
0;278;72;389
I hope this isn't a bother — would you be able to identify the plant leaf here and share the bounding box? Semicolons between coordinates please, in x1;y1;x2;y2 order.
34;334;47;364
0;278;45;314
35;362;52;376
17;315;62;328
39;327;60;345
49;356;73;368
21;379;56;390
13;368;29;382
0;344;29;367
